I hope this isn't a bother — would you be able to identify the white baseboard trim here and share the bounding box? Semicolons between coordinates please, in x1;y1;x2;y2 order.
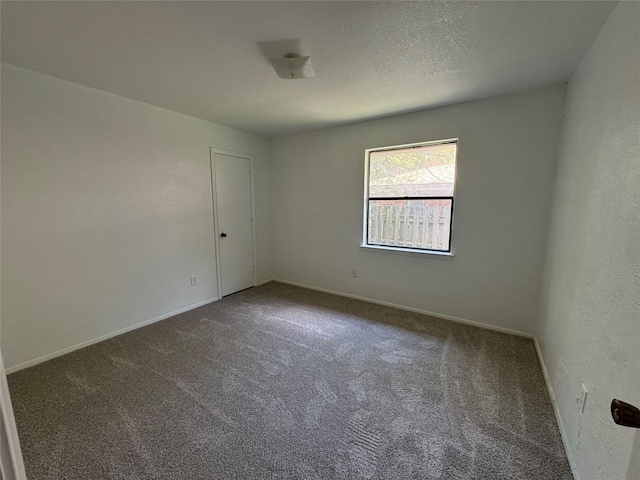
5;297;219;375
533;338;579;480
256;277;274;287
272;278;533;339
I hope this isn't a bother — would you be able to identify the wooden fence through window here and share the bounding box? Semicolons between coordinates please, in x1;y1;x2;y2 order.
367;203;452;250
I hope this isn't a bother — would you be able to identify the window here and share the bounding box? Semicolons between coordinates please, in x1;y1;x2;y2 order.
363;139;457;253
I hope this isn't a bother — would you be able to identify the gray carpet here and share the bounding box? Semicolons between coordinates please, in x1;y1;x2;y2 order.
8;281;572;479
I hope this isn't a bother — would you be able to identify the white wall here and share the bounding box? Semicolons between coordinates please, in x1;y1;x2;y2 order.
270;85;566;335
536;3;640;480
1;64;272;371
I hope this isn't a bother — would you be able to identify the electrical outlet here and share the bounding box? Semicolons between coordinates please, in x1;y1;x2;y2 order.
190;275;198;286
352;269;358;278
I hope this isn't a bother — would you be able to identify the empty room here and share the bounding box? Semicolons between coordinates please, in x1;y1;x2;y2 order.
1;1;638;479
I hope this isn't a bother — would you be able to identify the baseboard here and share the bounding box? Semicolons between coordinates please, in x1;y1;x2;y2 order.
271;278;533;339
256;277;274;287
533;338;579;480
5;297;219;375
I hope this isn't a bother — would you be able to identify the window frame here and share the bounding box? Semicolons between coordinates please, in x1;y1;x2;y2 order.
361;138;458;256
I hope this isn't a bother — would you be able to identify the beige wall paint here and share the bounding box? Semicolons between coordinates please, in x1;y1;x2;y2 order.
270;85;566;335
1;60;28;480
536;3;640;479
1;64;272;371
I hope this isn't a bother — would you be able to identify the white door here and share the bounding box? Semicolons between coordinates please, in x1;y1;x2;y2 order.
212;152;255;297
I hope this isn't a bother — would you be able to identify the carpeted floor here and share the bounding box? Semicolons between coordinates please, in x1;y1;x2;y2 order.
8;282;572;479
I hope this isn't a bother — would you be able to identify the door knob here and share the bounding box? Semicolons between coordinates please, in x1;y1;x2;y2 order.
220;233;227;238
611;399;640;428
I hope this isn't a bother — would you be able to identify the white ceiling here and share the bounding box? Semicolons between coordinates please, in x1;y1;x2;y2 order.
1;1;615;138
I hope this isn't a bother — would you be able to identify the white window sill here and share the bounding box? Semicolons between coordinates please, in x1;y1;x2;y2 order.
359;244;455;259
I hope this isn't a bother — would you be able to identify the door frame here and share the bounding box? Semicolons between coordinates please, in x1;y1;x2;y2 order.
1;351;27;480
210;148;257;298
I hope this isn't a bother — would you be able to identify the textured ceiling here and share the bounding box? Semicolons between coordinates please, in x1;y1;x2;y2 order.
1;1;615;138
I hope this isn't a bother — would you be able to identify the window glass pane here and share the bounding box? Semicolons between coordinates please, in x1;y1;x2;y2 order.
367;198;452;251
369;143;456;198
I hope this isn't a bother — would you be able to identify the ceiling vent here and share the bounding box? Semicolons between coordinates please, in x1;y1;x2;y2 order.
269;53;315;79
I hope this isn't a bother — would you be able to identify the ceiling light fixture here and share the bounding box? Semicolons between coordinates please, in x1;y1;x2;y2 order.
269;53;315;79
